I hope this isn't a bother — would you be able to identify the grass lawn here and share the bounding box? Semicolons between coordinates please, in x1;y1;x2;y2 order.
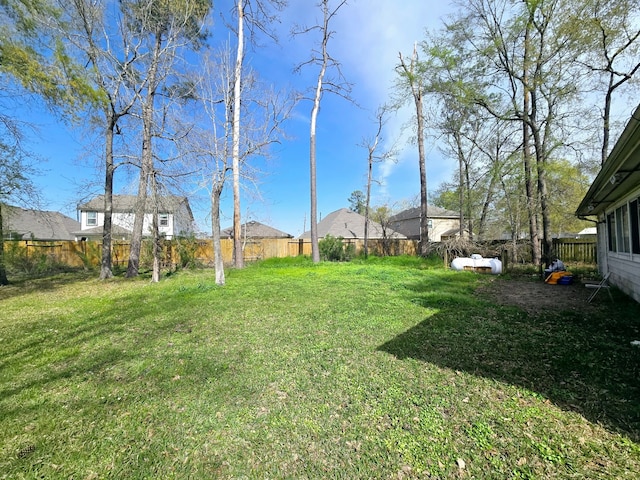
1;256;639;479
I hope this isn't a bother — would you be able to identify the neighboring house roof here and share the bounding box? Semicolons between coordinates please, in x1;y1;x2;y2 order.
72;224;133;238
577;227;597;236
576;102;640;217
389;205;459;222
2;205;80;241
78;194;193;216
221;220;293;239
298;208;405;239
441;227;469;238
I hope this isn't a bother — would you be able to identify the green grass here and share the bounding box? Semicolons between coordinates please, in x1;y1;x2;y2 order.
1;256;639;479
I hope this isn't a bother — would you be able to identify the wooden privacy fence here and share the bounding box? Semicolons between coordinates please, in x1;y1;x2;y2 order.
3;237;595;270
4;238;418;269
551;238;597;263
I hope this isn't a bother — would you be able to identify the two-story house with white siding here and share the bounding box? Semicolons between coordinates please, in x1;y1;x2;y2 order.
75;195;194;241
576;103;640;304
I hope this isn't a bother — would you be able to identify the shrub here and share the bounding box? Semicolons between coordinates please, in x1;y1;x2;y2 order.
319;235;354;262
2;241;68;276
174;235;203;269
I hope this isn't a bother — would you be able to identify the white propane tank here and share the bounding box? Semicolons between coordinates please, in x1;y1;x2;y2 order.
450;255;502;274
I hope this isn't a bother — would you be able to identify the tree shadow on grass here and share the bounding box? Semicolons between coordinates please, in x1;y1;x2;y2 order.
377;277;640;442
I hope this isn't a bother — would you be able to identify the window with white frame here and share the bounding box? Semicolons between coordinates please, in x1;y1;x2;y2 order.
86;211;98;226
607;196;640;254
159;213;169;227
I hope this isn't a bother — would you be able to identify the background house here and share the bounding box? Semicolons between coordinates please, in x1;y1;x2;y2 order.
76;195;194;240
1;205;80;240
298;208;405;240
389;206;462;242
576;103;640;303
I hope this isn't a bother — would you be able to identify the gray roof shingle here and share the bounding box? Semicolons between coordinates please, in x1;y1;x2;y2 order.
220;221;293;239
389;205;459;222
298;208;405;239
78;194;191;215
2;205;81;240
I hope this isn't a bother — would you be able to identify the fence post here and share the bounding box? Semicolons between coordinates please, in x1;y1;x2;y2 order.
298;238;304;256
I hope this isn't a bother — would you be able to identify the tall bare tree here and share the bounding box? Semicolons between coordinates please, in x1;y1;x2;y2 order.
294;0;351;263
360;106;396;258
183;45;294;284
231;0;245;268
123;0;210;278
225;0;287;268
397;43;430;256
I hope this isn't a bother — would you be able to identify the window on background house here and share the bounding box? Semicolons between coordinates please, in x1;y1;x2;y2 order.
427;219;433;229
159;213;169;227
87;211;97;226
631;198;640;254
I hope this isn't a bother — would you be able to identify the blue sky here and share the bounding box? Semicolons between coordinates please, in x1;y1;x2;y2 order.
24;0;459;237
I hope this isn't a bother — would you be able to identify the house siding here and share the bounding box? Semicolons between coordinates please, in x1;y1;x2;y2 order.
430;218;461;242
390;216;460;242
77;196;193;240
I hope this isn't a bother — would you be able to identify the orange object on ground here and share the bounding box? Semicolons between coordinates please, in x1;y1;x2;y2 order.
545;271;572;284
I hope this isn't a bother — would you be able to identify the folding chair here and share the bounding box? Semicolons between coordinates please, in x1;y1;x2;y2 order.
585;272;613;303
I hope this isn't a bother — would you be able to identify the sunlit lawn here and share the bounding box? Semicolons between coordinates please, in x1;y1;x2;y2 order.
1;256;639;479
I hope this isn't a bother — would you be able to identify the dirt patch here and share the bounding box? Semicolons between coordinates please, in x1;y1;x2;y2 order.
476;276;603;315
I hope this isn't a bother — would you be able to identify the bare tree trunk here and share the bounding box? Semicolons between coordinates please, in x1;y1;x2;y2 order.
100;112;115;279
417;93;429;255
127;28;162;278
232;0;245;268
0;203;8;285
522;17;541;267
211;180;225;285
454;130;466;238
127;167;149;277
309;22;328;264
364;153;372;258
530;116;552;268
151;172;161;283
399;46;429;256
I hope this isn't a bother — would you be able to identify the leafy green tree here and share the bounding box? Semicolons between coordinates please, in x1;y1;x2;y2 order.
570;0;640;164
348;190;366;215
0;0;97;109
